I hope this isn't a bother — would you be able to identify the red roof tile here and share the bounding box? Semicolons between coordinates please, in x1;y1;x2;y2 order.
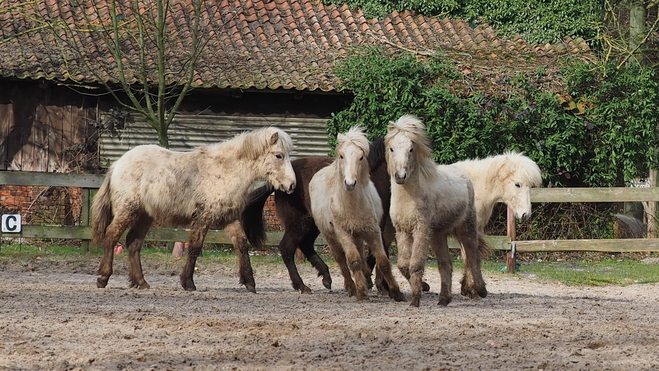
0;0;592;92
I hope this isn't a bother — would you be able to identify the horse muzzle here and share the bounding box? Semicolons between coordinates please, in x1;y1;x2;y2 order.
281;182;296;194
344;179;357;191
394;172;407;184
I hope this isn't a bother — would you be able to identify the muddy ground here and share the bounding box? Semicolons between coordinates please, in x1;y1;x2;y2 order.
1;252;658;371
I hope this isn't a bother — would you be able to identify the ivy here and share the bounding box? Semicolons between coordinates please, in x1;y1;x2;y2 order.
323;0;602;44
328;48;659;188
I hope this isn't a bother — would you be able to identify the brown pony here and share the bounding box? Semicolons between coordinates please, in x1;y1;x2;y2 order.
92;127;296;291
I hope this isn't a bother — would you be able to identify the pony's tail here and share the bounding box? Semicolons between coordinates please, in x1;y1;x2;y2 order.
91;169;114;246
477;233;492;260
241;184;274;249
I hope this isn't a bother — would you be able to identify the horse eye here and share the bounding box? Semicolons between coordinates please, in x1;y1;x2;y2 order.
275;154;283;159
515;183;521;188
360;156;364;161
409;147;414;153
340;155;344;159
389;147;393;152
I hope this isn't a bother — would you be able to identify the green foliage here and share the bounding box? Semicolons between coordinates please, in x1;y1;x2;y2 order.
328;48;659;187
324;0;601;44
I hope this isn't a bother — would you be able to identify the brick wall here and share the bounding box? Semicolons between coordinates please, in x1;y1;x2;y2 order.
0;185;83;225
264;195;283;231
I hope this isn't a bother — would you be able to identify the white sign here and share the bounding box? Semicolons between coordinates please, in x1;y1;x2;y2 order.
1;214;22;233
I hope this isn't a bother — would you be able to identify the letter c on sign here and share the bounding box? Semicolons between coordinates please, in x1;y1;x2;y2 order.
1;214;22;233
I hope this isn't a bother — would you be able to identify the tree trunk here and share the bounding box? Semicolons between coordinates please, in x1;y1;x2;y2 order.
629;0;647;64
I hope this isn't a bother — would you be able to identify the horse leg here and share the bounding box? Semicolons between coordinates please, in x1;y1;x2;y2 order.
430;233;453;306
225;221;256;293
457;229;488;299
366;233;406;302
326;235;358;298
395;231;413;282
180;223;209;291
370;217;395;294
298;228;332;289
334;233;369;301
97;213;135;288
408;232;431;307
126;214;153;289
279;230;313;294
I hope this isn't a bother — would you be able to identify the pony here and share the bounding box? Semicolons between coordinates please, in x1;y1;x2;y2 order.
241;138;391;294
370;151;542;295
308;127;406;302
91;127;296;291
451;152;542;232
385;114;488;307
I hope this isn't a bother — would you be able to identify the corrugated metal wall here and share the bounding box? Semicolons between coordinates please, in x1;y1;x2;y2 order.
100;114;331;166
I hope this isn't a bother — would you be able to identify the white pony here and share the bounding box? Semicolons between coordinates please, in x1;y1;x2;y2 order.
385;115;488;307
451;152;542;232
92;127;296;291
309;127;406;302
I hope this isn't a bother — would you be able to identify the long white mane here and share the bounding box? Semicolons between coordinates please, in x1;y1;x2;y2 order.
453;151;542;188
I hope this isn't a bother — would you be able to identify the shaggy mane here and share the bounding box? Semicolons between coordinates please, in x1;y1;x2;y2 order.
337;126;370;158
384;114;436;180
202;127;294;160
455;151;542;187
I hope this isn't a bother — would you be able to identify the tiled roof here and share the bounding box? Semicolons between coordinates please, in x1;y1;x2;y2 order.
0;0;592;92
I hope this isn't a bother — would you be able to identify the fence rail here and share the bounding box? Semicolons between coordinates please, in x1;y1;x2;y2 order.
2;172;659;268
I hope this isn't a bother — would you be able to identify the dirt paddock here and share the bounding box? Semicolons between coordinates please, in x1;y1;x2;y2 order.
1;253;658;371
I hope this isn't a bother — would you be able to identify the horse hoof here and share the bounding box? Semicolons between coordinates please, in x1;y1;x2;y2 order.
300;286;313;294
356;292;370;301
390;291;407;302
96;278;108;288
437;296;452;306
461;285;486;299
477;286;488;298
138;282;151;290
245;284;257;294
184;286;197;292
322;277;332;290
410;297;420;307
421;281;430;292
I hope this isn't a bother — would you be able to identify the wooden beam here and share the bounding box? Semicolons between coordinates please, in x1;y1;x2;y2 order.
515;238;659;252
0;171;105;188
531;187;659;203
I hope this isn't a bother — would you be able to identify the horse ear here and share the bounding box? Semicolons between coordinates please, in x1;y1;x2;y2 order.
269;131;279;145
387;122;396;132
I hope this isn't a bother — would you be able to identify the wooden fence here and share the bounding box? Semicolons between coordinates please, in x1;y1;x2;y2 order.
2;171;659;273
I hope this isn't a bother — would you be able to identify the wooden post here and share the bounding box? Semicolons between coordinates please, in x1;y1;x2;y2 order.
506;207;516;273
80;188;91;253
647;170;657;238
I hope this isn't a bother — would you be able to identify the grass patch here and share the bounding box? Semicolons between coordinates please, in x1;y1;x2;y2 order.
2;242;658;286
513;259;659;286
